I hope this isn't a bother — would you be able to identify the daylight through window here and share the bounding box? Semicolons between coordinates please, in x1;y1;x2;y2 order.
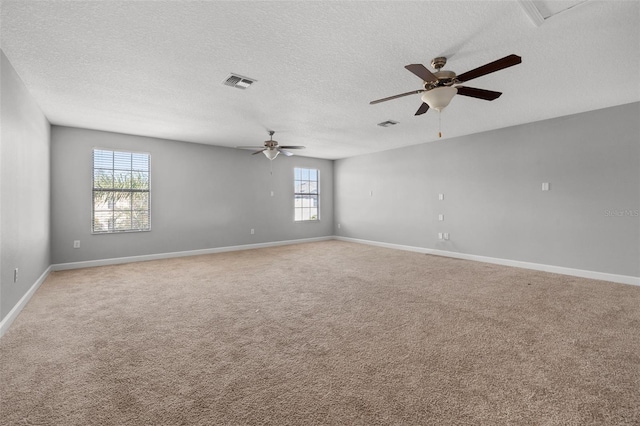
92;149;150;233
294;167;319;221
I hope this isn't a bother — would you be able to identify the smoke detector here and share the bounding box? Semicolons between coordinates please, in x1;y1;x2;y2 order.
223;73;257;89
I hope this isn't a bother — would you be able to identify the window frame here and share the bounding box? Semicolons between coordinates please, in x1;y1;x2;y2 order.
91;148;151;234
294;167;320;222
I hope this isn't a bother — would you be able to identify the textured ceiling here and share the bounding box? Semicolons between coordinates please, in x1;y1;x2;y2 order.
1;1;638;159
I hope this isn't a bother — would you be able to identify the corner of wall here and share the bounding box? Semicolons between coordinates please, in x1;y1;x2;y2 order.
0;50;52;323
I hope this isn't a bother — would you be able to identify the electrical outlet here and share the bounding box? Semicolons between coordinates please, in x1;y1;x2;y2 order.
14;268;18;283
438;233;443;240
73;240;80;248
444;233;450;240
250;228;255;235
438;214;444;221
438;193;444;201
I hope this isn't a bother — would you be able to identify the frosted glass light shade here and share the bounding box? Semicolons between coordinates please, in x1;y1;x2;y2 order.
421;86;458;111
263;148;279;160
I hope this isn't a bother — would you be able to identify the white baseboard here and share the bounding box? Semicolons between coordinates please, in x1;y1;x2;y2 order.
51;236;334;271
4;234;635;339
0;265;52;338
2;237;333;339
335;236;640;286
334;236;432;255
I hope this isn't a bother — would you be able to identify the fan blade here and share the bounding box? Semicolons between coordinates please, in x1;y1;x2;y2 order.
279;146;306;150
370;89;425;105
278;149;294;157
456;86;502;101
405;64;438;82
456;54;521;83
251;149;266;155
414;102;430;116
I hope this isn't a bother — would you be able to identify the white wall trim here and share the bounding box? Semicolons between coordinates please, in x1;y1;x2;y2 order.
335;236;640;287
2;237;333;338
334;236;432;255
51;236;333;271
0;266;52;338
4;234;635;339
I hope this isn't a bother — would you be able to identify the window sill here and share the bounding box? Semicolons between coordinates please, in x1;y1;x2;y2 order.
92;229;151;235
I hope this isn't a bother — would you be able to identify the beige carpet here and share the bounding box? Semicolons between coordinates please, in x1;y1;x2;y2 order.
1;241;639;425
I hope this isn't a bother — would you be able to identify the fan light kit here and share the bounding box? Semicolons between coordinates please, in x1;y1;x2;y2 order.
236;131;306;161
371;54;522;137
421;86;457;111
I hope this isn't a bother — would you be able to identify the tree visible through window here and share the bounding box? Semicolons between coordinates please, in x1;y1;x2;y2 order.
294;167;319;221
92;149;150;233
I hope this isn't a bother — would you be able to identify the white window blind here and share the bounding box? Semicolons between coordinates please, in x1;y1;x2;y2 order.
92;149;150;233
294;167;319;221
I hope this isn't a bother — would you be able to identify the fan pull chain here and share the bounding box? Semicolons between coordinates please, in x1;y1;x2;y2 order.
270;158;273;176
269;159;274;197
438;110;442;138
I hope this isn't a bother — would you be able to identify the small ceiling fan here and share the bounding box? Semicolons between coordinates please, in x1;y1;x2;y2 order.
370;54;522;115
236;131;306;160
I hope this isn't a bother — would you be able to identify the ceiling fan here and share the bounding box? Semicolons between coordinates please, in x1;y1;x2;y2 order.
236;131;306;160
370;54;522;115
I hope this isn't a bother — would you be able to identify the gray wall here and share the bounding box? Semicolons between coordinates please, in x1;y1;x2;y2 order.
1;51;51;321
51;126;333;264
335;102;640;278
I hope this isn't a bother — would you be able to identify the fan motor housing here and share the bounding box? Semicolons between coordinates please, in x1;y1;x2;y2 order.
424;70;457;89
435;70;456;80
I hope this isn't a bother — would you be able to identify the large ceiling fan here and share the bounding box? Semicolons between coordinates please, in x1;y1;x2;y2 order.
236;131;305;160
370;54;522;115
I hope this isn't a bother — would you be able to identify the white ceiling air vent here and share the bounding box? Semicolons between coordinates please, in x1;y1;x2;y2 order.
377;120;399;127
223;73;256;89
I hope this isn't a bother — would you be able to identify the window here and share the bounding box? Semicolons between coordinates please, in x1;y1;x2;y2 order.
294;167;319;221
92;149;150;233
